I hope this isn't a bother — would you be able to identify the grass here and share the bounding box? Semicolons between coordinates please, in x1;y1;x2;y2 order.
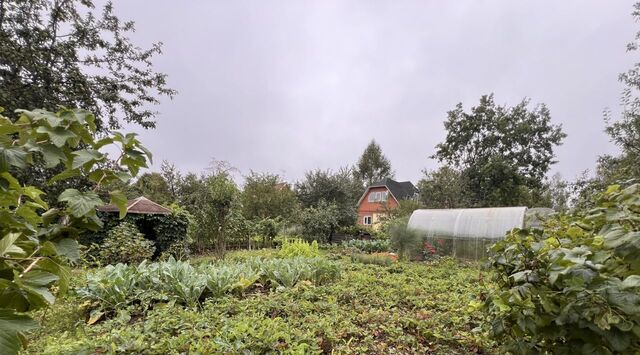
26;250;493;354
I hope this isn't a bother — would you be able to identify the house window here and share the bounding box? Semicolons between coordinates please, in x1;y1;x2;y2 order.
367;190;388;203
363;216;372;225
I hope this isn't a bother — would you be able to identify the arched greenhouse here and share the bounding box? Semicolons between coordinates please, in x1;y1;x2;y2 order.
408;207;528;260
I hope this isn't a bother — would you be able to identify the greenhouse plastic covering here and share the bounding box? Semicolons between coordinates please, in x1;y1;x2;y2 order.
408;207;527;240
408;207;528;259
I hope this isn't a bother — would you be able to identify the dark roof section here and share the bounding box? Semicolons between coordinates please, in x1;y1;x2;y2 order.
369;178;418;201
97;196;172;215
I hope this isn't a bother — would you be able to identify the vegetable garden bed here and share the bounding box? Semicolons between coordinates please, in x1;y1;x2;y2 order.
26;251;492;354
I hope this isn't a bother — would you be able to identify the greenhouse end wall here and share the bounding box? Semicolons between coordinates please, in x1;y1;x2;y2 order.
408;207;527;260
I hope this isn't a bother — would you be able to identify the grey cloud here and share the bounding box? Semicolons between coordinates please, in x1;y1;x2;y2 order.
111;0;635;184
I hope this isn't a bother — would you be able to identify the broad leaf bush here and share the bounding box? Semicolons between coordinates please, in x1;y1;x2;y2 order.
95;222;155;265
480;184;640;353
0;107;150;354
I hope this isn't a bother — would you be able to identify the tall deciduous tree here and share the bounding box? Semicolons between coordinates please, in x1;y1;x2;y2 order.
355;140;394;186
0;0;175;130
187;171;239;256
160;160;182;202
295;167;363;227
432;94;566;206
240;172;298;221
536;173;570;212
417;166;471;208
134;172;172;205
600;2;640;181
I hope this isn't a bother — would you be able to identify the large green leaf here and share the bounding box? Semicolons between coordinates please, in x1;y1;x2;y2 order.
0;308;38;355
58;189;103;217
71;149;104;170
109;190;129;219
21;270;59;287
0;233;21;256
0;146;28;172
35;126;77;148
39;144;66;169
53;239;80;262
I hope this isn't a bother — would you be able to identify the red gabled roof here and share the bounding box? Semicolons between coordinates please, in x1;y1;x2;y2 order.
97;196;171;215
356;178;418;207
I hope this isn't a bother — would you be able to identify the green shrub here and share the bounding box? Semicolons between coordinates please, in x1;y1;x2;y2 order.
97;222;155;265
278;238;320;258
479;183;640;353
342;239;390;253
388;218;423;260
350;253;393;266
298;201;340;242
89;207;190;258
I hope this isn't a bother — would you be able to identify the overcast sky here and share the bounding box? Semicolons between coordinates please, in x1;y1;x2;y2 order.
110;1;637;185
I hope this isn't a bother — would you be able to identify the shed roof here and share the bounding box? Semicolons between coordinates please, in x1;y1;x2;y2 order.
97;196;171;215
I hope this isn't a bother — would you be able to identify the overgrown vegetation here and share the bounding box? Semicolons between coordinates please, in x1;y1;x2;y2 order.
93;222;155;265
27;253;490;354
88;206;191;259
479;183;640;353
389;219;423;260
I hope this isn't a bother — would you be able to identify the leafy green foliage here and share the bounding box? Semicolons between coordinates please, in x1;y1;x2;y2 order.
0;0;175;130
278;238;320;258
388;219;423;260
28;254;490;354
182;170;240;255
599;3;640;183
0;107;150;354
417;166;471;208
354;139;394;186
79;256;340;311
480;183;640;353
298;200;341;242
88;207;190;259
342;239;391;253
241;172;299;221
350;253;394;266
252;217;282;247
133;172;173;205
294;167;363;227
95;222;155;265
432;94;566;207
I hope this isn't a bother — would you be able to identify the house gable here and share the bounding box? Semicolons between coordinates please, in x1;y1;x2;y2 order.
356;178;418;227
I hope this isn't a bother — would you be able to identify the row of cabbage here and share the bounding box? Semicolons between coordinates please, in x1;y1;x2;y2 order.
79;257;340;310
